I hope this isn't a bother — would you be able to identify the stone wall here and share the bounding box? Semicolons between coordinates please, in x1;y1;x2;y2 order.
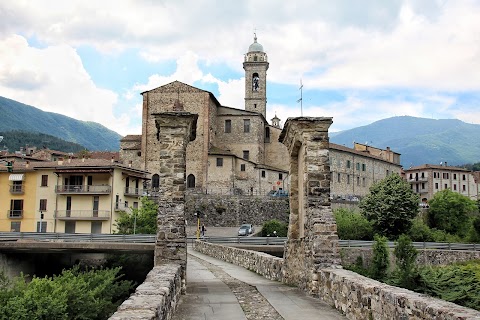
109;264;182;320
341;247;480;269
193;241;480;320
185;194;289;226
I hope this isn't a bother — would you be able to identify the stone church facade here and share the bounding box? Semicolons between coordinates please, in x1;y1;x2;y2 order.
120;35;402;200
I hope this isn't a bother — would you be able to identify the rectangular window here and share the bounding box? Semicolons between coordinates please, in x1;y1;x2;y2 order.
356;163;360;170
225;119;231;133
91;221;102;234
357;176;360;186
261;170;266;178
216;158;223;167
386;170;389;175
347;175;350;184
279;173;283;180
444;184;448;189
337;173;341;183
11;222;21;232
240;164;246;172
346;160;351;168
133;202;139;209
435;182;439;189
39;199;47;211
362;163;366;171
421;172;425;178
243;119;250;133
41;175;48;187
243;150;249;160
453;184;457;191
10;199;23;218
422;183;425;189
463;185;466;191
443;173;449;179
36;221;47;233
453;173;457;180
65;221;76;234
463;174;466;181
362;177;366;187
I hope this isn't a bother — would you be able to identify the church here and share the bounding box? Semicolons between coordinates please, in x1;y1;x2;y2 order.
120;35;402;200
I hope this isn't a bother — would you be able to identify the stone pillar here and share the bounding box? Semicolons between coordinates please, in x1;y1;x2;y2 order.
153;111;198;291
279;117;341;295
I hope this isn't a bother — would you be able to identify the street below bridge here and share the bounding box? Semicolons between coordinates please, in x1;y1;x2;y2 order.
172;245;346;320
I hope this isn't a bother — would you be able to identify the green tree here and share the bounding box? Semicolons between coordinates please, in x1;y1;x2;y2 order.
114;197;158;234
371;235;390;281
392;234;418;290
360;174;419;238
333;208;373;240
428;189;478;237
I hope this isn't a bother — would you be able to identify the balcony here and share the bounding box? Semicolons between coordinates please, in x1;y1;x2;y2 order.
408;177;428;183
9;184;24;194
55;185;111;194
124;187;146;197
7;210;23;219
54;210;110;221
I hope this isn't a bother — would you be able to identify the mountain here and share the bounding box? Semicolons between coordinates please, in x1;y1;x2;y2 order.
0;96;121;151
0;130;86;154
330;116;480;167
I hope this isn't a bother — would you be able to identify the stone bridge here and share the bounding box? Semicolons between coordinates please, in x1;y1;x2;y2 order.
108;112;480;319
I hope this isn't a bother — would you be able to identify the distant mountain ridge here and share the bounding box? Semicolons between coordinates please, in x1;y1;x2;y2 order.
0;96;121;151
330;116;480;167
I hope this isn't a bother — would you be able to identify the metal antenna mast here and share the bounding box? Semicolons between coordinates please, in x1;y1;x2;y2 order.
297;79;303;116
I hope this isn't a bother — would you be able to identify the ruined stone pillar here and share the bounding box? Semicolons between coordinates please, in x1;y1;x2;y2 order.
279;117;341;295
153;112;198;286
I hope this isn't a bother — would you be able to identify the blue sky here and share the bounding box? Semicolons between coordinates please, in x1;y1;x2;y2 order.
0;0;479;136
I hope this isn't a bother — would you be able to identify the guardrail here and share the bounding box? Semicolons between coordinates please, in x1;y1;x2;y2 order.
0;232;155;243
0;233;479;251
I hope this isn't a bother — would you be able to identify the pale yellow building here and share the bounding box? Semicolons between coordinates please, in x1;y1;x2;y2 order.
0;158;149;233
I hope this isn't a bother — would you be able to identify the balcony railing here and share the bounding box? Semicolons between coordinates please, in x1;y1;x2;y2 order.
408;177;428;183
124;187;146;196
54;210;110;220
114;203;132;213
55;185;111;194
9;185;24;194
7;210;23;219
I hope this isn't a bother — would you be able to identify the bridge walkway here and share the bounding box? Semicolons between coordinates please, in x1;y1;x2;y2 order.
172;246;346;320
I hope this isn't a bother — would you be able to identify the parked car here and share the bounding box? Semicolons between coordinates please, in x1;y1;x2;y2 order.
267;190;289;197
238;224;254;236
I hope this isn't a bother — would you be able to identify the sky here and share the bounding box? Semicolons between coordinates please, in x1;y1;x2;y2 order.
0;0;479;136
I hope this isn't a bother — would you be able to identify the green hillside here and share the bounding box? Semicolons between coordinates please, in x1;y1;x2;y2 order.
0;130;86;154
330;116;480;167
0;96;121;151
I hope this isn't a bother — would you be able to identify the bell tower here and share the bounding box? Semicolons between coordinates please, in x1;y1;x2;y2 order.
243;34;269;118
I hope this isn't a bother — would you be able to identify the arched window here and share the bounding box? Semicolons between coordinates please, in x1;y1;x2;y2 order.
252;73;259;91
152;174;160;190
187;174;195;188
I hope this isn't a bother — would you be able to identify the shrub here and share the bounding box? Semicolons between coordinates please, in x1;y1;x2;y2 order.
334;208;373;240
391;234;419;290
408;217;434;242
371;235;390;281
261;219;288;237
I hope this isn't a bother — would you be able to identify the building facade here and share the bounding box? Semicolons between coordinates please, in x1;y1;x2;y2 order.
0;159;149;233
120;35;402;200
404;164;480;205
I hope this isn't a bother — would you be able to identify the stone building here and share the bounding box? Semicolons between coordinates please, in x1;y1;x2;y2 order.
120;35;401;201
404;164;480;205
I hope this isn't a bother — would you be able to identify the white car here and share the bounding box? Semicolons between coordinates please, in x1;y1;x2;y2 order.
238;224;254;236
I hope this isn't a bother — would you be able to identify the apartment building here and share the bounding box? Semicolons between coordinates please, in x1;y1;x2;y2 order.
404;164;479;204
0;158;149;233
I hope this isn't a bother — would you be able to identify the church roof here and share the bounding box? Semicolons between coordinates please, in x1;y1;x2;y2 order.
248;34;264;52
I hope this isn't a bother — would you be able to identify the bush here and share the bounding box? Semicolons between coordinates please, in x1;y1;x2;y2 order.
334;208;373;240
371;235;390;281
391;234;419;290
408;218;435;242
261;219;288;237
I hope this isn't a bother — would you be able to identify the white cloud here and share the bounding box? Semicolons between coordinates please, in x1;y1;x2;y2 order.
0;34;135;135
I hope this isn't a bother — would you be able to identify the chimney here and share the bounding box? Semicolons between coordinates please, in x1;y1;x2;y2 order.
445;161;448;167
111;156;115;163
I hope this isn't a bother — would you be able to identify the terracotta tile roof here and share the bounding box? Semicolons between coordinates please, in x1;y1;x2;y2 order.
89;151;120;161
121;135;142;142
405;164;471;172
329;143;401;166
209;146;235;156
